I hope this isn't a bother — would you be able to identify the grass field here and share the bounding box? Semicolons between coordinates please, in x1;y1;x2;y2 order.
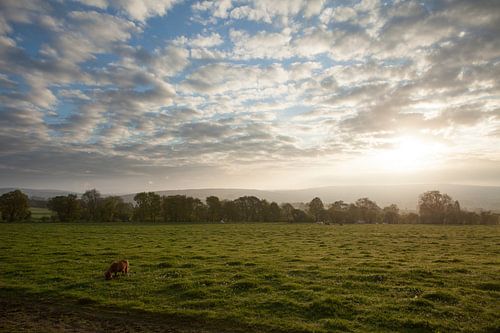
0;223;499;332
29;207;52;220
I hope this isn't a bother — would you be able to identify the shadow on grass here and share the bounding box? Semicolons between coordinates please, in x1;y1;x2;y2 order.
0;286;310;333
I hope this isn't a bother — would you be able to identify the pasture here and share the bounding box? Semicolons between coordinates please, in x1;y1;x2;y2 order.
0;223;499;332
29;207;52;220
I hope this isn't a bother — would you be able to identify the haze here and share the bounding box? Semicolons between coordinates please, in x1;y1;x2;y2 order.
1;0;499;193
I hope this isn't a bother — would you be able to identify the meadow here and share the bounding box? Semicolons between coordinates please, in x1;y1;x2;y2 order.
0;223;499;332
29;207;52;220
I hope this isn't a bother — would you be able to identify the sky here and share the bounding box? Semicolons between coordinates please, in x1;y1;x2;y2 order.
0;0;499;193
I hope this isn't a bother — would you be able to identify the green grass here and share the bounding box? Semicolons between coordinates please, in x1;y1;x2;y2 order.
29;207;52;220
0;223;499;332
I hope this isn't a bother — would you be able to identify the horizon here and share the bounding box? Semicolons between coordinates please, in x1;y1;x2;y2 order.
1;1;500;193
3;182;500;212
3;182;500;195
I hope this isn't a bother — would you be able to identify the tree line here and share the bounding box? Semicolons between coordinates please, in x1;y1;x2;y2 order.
0;189;498;225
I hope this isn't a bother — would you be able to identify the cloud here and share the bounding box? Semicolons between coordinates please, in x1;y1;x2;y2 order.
181;63;290;94
303;0;324;18
292;28;334;57
0;92;51;159
187;33;224;48
319;6;357;24
56;10;139;63
176;122;234;141
1;0;500;191
77;0;180;21
192;0;233;19
0;0;54;28
230;29;292;59
228;0;318;25
173;32;225;59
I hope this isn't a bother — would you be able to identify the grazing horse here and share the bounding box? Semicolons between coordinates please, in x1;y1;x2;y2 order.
105;260;129;280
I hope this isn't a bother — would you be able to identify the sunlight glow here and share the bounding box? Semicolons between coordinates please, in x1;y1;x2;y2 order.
374;137;444;173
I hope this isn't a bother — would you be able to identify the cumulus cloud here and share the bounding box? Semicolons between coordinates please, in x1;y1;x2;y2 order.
192;0;233;19
230;29;292;59
56;10;139;63
228;0;315;25
181;63;290;94
187;33;224;48
1;0;500;191
77;0;180;21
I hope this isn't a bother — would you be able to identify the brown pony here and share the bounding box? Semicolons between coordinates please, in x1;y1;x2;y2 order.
105;260;129;280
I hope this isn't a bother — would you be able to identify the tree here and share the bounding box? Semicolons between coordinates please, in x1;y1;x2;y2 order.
115;201;134;222
233;196;263;222
150;193;161;222
100;196;130;222
462;211;480;225
259;199;281;222
47;194;81;221
160;195;207;222
401;212;419;224
308;197;325;222
355;198;381;223
206;196;222;222
133;192;149;221
382;204;400;224
81;189;101;221
292;208;311;222
418;191;457;224
480;211;499;225
345;203;360;223
260;199;271;222
221;200;239;222
328;200;349;224
161;195;186;222
461;210;498;225
280;203;295;222
192;197;207;222
446;200;462;224
268;202;281;222
0;190;30;222
134;192;161;222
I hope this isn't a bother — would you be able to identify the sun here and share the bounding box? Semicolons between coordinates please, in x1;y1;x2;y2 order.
341;135;448;178
376;136;437;173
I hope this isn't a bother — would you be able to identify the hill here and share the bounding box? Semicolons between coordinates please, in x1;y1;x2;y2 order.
3;184;500;211
0;188;78;200
122;184;500;212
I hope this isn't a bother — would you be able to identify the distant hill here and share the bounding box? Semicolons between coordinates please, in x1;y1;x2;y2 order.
3;184;500;211
121;188;277;205
0;188;78;200
122;184;500;212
